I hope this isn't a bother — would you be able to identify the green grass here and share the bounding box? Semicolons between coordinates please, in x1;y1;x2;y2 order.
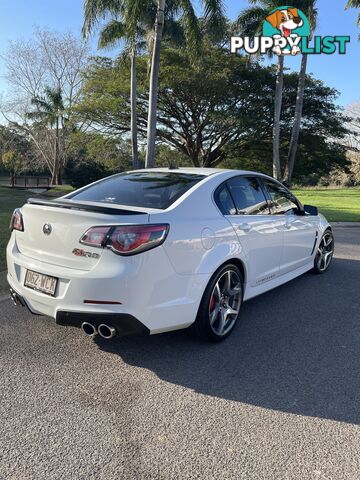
0;186;73;271
292;188;360;223
50;185;74;194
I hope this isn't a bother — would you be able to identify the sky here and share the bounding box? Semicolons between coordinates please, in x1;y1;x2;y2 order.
0;0;359;107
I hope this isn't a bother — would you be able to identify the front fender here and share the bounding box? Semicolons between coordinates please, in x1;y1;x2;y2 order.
318;213;331;234
312;214;332;258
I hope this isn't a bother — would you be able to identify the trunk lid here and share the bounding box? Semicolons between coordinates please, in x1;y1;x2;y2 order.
16;199;149;271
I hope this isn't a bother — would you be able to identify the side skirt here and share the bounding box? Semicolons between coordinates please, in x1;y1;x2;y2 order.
243;261;313;301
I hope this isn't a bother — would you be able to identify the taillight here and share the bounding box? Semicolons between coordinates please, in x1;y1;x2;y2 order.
80;224;169;256
10;208;24;232
80;226;110;247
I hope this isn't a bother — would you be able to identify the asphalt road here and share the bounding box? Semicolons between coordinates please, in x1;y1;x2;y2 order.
0;227;359;480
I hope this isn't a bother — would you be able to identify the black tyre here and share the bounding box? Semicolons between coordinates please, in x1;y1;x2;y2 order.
191;263;243;342
313;229;334;274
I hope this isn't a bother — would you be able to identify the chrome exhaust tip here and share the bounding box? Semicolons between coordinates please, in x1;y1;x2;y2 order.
81;322;98;338
10;289;22;307
10;290;18;306
98;324;116;339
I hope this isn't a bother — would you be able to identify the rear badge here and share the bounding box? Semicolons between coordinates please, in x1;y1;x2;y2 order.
72;248;100;259
43;224;52;235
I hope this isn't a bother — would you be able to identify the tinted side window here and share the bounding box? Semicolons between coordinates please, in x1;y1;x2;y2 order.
214;184;237;215
226;177;270;215
262;180;299;215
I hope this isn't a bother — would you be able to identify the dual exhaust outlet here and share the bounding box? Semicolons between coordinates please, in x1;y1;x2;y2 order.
81;322;116;340
10;288;25;307
10;287;116;340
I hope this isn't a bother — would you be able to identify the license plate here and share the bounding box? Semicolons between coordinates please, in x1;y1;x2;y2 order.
24;270;58;296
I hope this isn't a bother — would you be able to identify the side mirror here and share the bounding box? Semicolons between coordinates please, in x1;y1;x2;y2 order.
304;204;318;216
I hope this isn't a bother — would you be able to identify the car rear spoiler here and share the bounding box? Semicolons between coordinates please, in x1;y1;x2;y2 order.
27;198;146;216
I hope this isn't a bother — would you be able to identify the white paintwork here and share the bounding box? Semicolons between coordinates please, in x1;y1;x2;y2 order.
225;214;284;287
6;168;331;335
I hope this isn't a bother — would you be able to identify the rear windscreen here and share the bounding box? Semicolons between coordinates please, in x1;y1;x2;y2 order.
68;172;206;209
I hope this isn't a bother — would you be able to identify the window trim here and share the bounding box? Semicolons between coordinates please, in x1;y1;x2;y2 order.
213;182;237;216
213;175;272;216
258;177;304;216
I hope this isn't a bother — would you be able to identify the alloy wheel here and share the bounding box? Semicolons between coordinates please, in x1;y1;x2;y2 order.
208;269;242;336
316;231;334;272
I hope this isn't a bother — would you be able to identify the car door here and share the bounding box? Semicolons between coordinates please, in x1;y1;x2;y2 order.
261;179;317;275
216;176;284;288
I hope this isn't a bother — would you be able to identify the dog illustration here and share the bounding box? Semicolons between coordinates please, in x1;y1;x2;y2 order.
266;8;304;55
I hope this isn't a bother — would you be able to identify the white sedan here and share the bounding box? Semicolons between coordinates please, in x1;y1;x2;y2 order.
7;168;334;341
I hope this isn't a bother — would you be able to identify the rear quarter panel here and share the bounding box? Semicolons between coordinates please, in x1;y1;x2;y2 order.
151;174;246;278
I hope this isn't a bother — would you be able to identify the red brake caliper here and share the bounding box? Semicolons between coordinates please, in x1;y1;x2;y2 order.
209;294;215;311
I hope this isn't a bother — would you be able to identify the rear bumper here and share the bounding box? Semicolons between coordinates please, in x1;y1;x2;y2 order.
7;233;209;335
9;286;149;336
56;311;149;336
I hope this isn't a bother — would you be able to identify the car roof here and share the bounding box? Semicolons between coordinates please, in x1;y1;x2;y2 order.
130;167;268;178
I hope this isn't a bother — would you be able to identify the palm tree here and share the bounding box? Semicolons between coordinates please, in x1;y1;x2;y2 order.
145;0;165;168
83;0;148;169
83;0;223;169
346;0;360;41
347;0;360;7
27;86;66;185
145;0;224;167
84;6;186;170
98;20;143;169
284;1;318;186
346;0;360;24
236;0;285;180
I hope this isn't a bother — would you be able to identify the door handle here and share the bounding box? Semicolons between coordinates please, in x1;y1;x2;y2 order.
238;223;251;232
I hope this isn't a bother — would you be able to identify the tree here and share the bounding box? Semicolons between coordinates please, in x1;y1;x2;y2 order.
346;0;360;35
26;86;67;184
76;55;143;137
67;130;132;172
0;126;38;177
82;0;151;169
66;131;133;188
284;0;318;186
275;73;349;184
82;0;224;169
0;126;30;161
100;22;142;169
77;48;275;167
77;46;349;179
1;29;88;108
145;0;224;168
83;0;184;169
82;1;190;170
235;0;285;180
339;102;360;184
2;150;25;183
0;29;89;184
156;48;273;166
